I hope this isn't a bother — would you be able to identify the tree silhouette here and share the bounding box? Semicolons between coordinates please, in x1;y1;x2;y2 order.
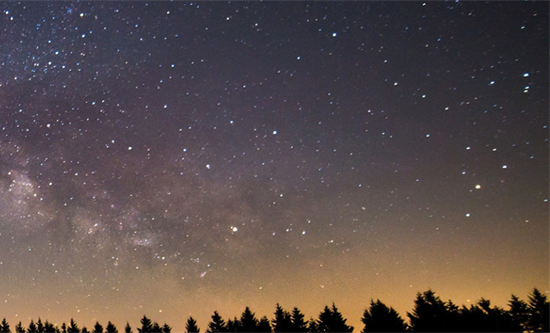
527;288;550;332
27;321;38;333
93;322;103;333
361;299;407;332
407;290;455;332
239;307;259;332
105;322;118;333
36;319;44;333
15;323;24;333
61;323;66;333
272;304;292;332
508;294;528;331
67;320;80;333
206;311;227;333
256;317;271;333
81;327;89;333
44;321;56;333
226;318;239;333
124;323;132;333
138;317;153;333
161;324;171;333
185;317;200;333
289;308;308;333
0;319;10;333
150;323;161;333
316;304;353;333
306;318;318;333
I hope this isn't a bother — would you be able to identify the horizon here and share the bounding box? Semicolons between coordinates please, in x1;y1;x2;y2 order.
0;2;547;333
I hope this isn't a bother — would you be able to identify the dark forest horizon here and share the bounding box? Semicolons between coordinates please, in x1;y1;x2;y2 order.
1;288;548;333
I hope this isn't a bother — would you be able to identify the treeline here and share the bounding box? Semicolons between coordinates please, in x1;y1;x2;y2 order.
1;288;548;332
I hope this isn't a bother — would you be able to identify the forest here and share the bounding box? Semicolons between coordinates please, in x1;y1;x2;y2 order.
0;288;548;332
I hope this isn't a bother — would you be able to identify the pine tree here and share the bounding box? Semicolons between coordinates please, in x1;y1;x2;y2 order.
527;288;550;332
206;311;226;333
44;321;55;333
361;299;407;332
226;318;239;333
61;324;66;333
239;307;258;332
105;322;117;333
306;318;318;333
138;317;153;333
1;319;10;333
92;323;103;333
185;317;200;333
161;324;171;333
257;317;271;333
15;322;24;333
124;323;132;333
272;304;292;332
28;321;38;333
36;320;44;333
508;294;528;331
150;324;161;333
316;304;353;332
290;307;308;333
67;320;79;333
81;328;88;333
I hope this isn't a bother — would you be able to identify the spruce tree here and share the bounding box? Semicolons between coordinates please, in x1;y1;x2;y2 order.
44;321;56;333
124;323;132;333
257;317;271;333
67;320;80;333
185;317;200;333
206;311;226;333
27;321;37;333
0;319;10;333
92;323;103;333
15;322;24;333
161;324;171;333
290;307;308;333
361;299;407;332
36;320;44;333
239;307;258;332
272;304;292;332
527;288;550;332
105;322;118;333
138;317;153;333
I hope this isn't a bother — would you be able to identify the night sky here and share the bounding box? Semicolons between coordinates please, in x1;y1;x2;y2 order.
0;1;548;331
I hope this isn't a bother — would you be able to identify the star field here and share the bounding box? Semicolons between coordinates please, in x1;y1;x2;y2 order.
0;2;548;331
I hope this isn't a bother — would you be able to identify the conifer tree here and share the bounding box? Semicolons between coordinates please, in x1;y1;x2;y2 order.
138;317;153;333
185;317;200;333
161;324;171;333
226;318;239;333
93;322;103;333
44;321;56;333
124;323;132;333
81;327;88;333
67;320;79;333
105;322;118;333
508;294;528;331
150;323;161;333
290;307;308;333
239;307;258;332
15;322;24;333
306;318;318;333
206;311;226;333
36;320;44;333
272;304;292;332
0;319;10;333
361;299;407;332
257;317;271;333
527;288;550;332
61;323;66;333
27;320;37;333
316;304;353;332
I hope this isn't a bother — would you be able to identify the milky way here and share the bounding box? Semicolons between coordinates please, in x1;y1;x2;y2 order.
0;2;548;331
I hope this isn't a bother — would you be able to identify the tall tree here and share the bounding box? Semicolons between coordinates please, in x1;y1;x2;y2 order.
361;299;407;332
138;317;153;333
290;308;308;333
44;321;56;333
105;322;118;333
257;317;271;333
508;294;529;331
185;317;200;333
527;288;550;332
161;324;171;333
27;321;38;333
124;323;132;333
0;319;10;333
150;323;161;333
67;320;80;333
316;304;353;332
15;323;24;333
206;311;226;333
36;320;44;333
226;318;239;333
407;290;455;332
272;304;292;332
93;322;103;333
239;307;258;332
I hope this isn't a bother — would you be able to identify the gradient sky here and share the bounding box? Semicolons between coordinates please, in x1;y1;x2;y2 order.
0;1;548;332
